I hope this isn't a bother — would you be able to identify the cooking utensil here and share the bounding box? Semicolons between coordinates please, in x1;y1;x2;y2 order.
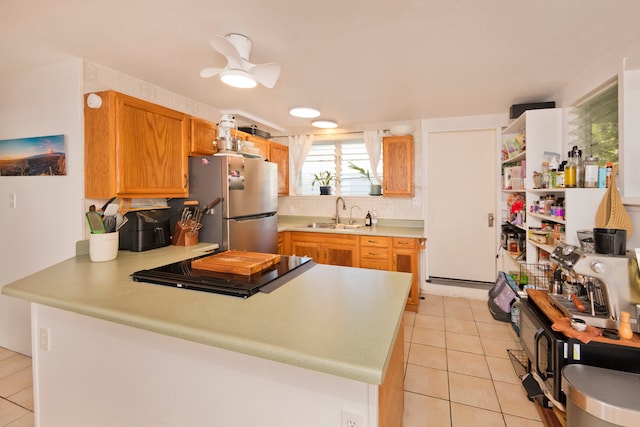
204;197;222;214
86;211;106;234
103;215;116;233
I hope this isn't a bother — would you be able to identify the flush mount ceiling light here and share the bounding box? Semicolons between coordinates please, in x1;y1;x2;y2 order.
312;119;338;129
220;69;257;88
289;107;321;118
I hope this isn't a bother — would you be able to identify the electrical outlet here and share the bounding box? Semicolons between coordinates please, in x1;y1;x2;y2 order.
341;409;364;427
39;327;51;351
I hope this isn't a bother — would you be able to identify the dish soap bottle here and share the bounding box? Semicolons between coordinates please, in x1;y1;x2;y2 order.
619;311;634;339
365;211;372;227
371;209;378;227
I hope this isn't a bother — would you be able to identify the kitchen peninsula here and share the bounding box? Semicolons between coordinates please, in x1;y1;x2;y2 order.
2;242;410;427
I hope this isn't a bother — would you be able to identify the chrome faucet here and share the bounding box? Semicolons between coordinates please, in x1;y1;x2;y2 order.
349;205;361;225
335;197;346;225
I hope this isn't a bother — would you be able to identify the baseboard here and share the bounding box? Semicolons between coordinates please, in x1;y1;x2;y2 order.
422;280;490;300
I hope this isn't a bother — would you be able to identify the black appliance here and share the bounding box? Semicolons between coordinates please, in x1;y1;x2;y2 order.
501;222;526;253
119;209;171;252
519;298;640;408
131;252;313;298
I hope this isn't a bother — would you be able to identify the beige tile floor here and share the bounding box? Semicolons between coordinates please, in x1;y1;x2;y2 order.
403;295;543;427
0;294;542;427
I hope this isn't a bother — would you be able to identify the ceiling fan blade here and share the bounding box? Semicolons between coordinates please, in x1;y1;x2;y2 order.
210;35;243;68
199;67;224;78
249;63;281;88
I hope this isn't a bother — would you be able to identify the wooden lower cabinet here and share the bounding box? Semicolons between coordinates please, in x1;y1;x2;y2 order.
392;237;425;312
288;232;357;267
378;318;404;427
283;231;425;311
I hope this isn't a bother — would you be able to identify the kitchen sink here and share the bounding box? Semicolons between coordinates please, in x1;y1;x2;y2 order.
296;222;361;230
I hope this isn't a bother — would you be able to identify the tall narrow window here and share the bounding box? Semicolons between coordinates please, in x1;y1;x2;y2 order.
569;82;618;165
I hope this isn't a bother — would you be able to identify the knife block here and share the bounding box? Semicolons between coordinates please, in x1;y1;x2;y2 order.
171;222;199;246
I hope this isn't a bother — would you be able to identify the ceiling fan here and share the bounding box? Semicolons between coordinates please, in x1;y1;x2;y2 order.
200;33;281;89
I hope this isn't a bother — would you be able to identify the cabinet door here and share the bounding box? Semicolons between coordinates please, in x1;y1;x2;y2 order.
116;94;188;197
324;243;357;267
383;136;414;196
270;142;289;196
393;248;419;308
189;117;218;155
245;135;270;160
291;240;321;262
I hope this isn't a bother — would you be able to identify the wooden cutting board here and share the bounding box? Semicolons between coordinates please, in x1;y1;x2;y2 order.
191;250;281;275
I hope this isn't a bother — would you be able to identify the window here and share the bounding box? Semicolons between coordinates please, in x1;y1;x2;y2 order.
299;137;383;195
569;82;618;165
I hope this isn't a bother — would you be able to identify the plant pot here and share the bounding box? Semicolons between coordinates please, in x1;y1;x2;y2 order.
319;186;332;195
369;184;382;196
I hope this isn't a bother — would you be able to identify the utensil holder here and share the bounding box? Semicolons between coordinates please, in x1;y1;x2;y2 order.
171;222;199;246
89;232;119;262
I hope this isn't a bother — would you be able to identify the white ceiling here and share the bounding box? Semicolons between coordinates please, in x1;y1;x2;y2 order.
3;0;640;133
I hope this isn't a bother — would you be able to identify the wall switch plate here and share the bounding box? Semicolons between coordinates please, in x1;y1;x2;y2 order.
9;193;16;208
341;409;364;427
39;327;51;351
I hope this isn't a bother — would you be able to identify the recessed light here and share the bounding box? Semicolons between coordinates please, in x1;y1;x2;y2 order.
312;119;338;129
289;107;321;118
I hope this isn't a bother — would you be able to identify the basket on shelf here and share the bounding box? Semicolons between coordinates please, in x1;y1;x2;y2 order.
518;263;552;290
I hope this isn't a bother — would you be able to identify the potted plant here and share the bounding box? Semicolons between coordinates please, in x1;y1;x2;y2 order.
348;162;382;196
311;170;337;195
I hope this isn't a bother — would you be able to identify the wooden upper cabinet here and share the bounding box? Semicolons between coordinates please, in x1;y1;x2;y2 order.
382;135;414;197
270;142;289;196
189;117;218;155
84;90;189;199
244;135;271;160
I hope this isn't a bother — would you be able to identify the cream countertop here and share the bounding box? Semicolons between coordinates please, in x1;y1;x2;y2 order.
2;243;410;385
278;216;424;239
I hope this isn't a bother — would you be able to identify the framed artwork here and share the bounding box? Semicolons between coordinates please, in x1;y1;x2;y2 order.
0;134;66;176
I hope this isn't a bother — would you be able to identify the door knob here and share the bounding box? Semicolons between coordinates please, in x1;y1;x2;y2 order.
488;213;494;227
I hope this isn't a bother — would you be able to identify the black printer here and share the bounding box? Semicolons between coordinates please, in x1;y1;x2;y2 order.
118;209;171;252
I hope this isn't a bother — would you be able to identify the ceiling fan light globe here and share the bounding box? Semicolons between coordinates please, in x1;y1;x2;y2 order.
220;70;257;88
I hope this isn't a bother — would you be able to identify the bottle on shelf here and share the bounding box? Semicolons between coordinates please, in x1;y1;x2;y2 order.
565;150;576;188
556;161;566;188
606;162;613;188
541;161;549;189
575;148;585;188
584;156;599;188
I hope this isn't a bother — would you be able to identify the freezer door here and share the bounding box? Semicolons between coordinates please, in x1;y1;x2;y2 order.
224;156;278;218
223;213;278;254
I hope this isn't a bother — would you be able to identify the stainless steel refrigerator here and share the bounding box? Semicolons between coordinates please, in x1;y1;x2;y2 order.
171;155;278;253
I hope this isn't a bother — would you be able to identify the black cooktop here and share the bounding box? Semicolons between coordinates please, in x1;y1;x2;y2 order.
131;252;314;298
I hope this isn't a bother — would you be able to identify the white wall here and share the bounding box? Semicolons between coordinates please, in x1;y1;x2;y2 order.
0;59;85;355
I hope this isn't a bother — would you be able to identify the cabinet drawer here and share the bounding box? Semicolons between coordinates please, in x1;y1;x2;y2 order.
360;247;389;260
392;237;416;249
359;236;390;248
359;258;390;271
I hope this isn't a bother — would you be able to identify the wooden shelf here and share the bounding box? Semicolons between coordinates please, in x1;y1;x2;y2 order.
501;151;526;164
528;239;555;254
528;212;566;225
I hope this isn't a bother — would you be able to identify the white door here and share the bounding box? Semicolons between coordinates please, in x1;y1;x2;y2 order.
427;129;497;283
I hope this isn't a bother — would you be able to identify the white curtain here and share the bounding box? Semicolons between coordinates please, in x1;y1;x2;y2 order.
288;134;314;195
364;130;383;184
